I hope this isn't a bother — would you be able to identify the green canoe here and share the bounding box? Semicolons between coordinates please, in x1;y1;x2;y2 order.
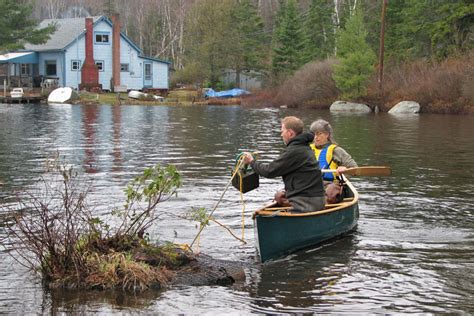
252;179;359;262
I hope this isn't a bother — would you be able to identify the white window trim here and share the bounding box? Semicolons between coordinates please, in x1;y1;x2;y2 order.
95;60;104;72
71;60;81;71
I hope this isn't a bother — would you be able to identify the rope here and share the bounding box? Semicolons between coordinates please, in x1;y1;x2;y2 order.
189;155;246;249
239;171;246;241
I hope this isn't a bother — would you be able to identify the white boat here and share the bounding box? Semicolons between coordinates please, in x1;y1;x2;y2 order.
10;88;24;98
47;87;78;103
128;90;164;101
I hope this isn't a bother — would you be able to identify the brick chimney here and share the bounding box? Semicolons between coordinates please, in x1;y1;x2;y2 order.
80;17;100;91
111;14;121;89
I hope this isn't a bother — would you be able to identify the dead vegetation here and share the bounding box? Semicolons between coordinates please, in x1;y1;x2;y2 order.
243;53;473;114
370;53;474;113
1;154;192;291
242;59;339;108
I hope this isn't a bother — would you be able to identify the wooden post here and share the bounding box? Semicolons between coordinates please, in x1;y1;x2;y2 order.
114;85;127;105
7;63;10;89
378;0;388;92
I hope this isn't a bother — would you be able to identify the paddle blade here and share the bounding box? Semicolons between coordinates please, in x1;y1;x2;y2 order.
321;166;392;176
345;166;392;176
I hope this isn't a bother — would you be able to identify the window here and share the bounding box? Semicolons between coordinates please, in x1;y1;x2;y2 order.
120;63;129;72
94;32;110;44
21;64;31;75
45;60;57;76
95;61;104;72
71;60;81;71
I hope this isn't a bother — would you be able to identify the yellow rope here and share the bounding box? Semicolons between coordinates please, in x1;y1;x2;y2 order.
210;217;246;243
189;155;246;250
239;171;246;240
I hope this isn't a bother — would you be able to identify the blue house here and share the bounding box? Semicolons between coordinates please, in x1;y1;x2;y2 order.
0;15;169;92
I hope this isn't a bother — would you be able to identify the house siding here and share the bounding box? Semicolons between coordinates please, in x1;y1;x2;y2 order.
151;61;168;89
64;36;85;88
120;40;144;90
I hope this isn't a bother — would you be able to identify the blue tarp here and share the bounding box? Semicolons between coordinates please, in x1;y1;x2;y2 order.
204;88;250;98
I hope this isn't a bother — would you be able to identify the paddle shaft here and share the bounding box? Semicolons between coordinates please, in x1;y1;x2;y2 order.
321;166;392;176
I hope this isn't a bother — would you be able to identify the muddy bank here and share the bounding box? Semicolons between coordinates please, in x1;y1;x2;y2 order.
131;246;246;288
170;253;247;287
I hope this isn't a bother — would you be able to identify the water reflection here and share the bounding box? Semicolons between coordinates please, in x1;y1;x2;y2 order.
249;236;358;313
111;105;123;173
46;288;162;313
82;105;99;173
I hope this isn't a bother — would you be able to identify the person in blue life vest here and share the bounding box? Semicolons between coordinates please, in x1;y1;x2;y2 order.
309;119;357;184
242;116;325;213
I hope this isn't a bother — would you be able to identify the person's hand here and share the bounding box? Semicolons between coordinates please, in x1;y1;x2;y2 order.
242;152;254;164
274;190;289;206
336;166;348;175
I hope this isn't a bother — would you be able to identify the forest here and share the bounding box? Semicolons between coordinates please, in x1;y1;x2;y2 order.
2;0;474;113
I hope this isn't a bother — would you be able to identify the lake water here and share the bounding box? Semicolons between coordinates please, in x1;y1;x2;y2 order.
0;103;473;314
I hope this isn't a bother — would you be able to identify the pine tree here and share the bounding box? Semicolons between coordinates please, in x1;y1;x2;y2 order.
271;0;305;81
303;0;335;63
333;7;376;99
0;0;56;52
229;0;269;87
385;0;474;60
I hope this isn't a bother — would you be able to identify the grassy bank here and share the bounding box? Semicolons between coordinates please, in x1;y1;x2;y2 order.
76;91;182;106
76;89;240;106
242;53;474;114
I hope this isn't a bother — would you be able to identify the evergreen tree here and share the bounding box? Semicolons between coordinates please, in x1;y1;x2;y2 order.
229;0;269;87
303;0;335;63
385;0;474;60
333;7;376;99
0;0;55;52
271;0;305;81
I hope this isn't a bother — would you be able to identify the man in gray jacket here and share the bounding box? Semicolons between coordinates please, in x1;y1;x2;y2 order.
242;116;325;212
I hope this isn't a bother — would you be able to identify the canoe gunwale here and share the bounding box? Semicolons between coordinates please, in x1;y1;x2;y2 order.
253;177;359;218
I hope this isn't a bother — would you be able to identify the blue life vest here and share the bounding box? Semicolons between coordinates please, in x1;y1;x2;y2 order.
310;143;338;181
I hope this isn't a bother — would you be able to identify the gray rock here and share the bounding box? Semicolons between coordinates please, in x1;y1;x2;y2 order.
388;101;420;114
330;100;372;113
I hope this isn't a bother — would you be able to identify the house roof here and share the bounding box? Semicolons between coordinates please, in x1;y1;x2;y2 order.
0;52;38;64
140;55;171;64
22;15;170;65
24;16;102;52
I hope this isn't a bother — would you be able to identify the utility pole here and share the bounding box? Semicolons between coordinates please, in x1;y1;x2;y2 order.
378;0;388;92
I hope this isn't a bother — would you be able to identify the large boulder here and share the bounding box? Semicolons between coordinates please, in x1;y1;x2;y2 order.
330;101;372;113
388;101;421;114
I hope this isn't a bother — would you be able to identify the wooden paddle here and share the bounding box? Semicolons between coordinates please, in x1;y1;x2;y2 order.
321;166;392;176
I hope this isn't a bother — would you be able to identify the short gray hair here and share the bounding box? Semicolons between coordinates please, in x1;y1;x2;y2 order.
310;119;334;143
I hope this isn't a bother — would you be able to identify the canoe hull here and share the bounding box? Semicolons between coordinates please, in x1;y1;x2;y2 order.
254;204;358;262
253;179;359;262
